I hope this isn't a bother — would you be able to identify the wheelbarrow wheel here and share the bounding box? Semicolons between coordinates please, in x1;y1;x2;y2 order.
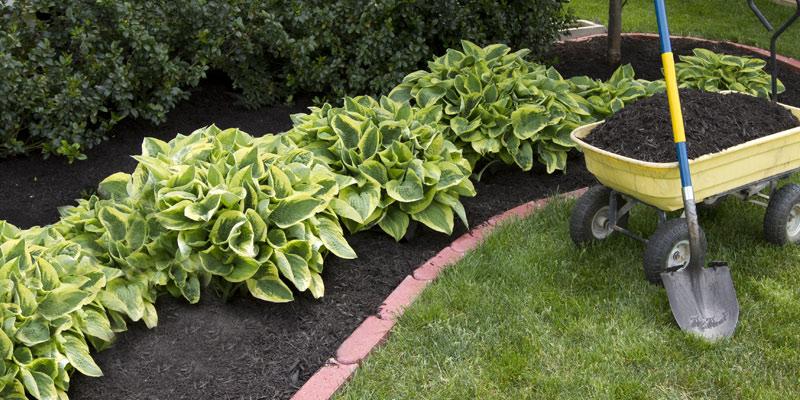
764;183;800;245
643;218;707;284
570;185;629;246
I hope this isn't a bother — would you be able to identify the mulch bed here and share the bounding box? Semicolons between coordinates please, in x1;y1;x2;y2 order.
547;35;800;107
0;74;593;398
587;89;800;162
0;34;797;399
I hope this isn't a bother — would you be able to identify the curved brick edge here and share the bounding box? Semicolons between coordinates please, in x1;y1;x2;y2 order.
563;32;800;73
290;187;588;400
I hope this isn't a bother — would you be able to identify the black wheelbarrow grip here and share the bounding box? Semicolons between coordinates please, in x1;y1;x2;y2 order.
747;0;800;100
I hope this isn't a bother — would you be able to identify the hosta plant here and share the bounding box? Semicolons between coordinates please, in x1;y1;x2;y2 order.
0;221;151;400
62;126;357;304
568;64;665;119
55;197;162;330
388;40;594;173
287;95;475;241
676;48;784;98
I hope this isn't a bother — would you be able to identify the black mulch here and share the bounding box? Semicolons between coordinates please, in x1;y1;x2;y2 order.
0;73;593;399
0;34;797;399
587;89;800;162
548;35;800;107
67;162;592;400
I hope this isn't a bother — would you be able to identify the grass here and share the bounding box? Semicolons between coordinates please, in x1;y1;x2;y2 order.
336;192;800;399
566;0;800;59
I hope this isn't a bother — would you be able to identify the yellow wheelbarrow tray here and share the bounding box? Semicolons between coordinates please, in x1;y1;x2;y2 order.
571;102;800;211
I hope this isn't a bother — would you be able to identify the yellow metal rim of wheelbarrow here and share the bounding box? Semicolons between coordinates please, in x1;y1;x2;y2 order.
571;101;800;211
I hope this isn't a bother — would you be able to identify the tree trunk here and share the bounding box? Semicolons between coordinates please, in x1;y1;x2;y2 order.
608;0;622;66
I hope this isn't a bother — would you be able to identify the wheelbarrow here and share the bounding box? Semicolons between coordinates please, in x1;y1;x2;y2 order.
568;0;800;340
570;101;800;280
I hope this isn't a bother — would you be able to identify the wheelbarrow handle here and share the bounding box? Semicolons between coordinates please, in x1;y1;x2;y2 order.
747;0;775;31
747;0;800;100
653;0;704;269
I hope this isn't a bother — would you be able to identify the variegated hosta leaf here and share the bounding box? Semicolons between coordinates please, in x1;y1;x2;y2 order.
675;49;783;99
67;126;356;307
287;95;475;240
0;221;141;400
389;40;597;173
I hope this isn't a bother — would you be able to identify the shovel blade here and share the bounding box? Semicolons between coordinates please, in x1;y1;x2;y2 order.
661;264;739;340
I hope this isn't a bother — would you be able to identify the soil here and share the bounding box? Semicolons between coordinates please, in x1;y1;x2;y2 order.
0;35;797;399
0;73;593;398
586;89;800;162
548;35;800;108
65;162;591;400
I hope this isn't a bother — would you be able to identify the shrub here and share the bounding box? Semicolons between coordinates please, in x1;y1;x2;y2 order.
1;0;573;160
0;1;223;160
0;220;155;400
288;96;475;240
675;48;784;98
267;0;574;104
389;41;593;174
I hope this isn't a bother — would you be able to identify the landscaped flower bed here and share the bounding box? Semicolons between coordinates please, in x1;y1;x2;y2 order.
0;33;799;399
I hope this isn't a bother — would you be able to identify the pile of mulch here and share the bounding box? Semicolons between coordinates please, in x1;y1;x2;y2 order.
586;89;799;162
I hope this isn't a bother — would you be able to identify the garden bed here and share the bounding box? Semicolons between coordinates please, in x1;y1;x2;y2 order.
64;163;591;400
548;35;800;107
1;34;799;399
0;74;594;398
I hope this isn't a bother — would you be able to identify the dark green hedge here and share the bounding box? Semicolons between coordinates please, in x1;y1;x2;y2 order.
0;0;572;159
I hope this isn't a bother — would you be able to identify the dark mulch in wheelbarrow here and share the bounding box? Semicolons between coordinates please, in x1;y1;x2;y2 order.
548;35;800;108
586;89;800;162
0;74;593;398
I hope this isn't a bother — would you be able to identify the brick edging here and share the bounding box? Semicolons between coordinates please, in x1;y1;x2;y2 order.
290;187;588;400
563;32;800;73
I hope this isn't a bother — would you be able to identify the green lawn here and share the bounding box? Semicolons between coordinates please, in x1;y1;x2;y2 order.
567;0;800;59
336;193;800;398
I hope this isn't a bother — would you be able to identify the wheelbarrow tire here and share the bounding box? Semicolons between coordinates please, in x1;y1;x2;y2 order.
764;183;800;245
643;218;707;284
570;185;629;247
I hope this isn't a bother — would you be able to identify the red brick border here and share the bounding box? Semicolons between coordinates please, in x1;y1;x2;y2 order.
290;187;587;400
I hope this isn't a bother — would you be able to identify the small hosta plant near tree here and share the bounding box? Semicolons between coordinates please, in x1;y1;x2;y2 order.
675;49;784;98
568;64;664;119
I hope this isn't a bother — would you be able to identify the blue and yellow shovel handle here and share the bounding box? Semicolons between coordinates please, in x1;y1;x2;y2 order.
655;0;692;192
654;0;703;267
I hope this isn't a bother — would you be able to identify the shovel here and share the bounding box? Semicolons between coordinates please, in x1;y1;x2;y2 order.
653;0;739;340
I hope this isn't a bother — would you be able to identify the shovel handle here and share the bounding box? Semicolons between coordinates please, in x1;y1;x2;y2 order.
654;0;704;268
